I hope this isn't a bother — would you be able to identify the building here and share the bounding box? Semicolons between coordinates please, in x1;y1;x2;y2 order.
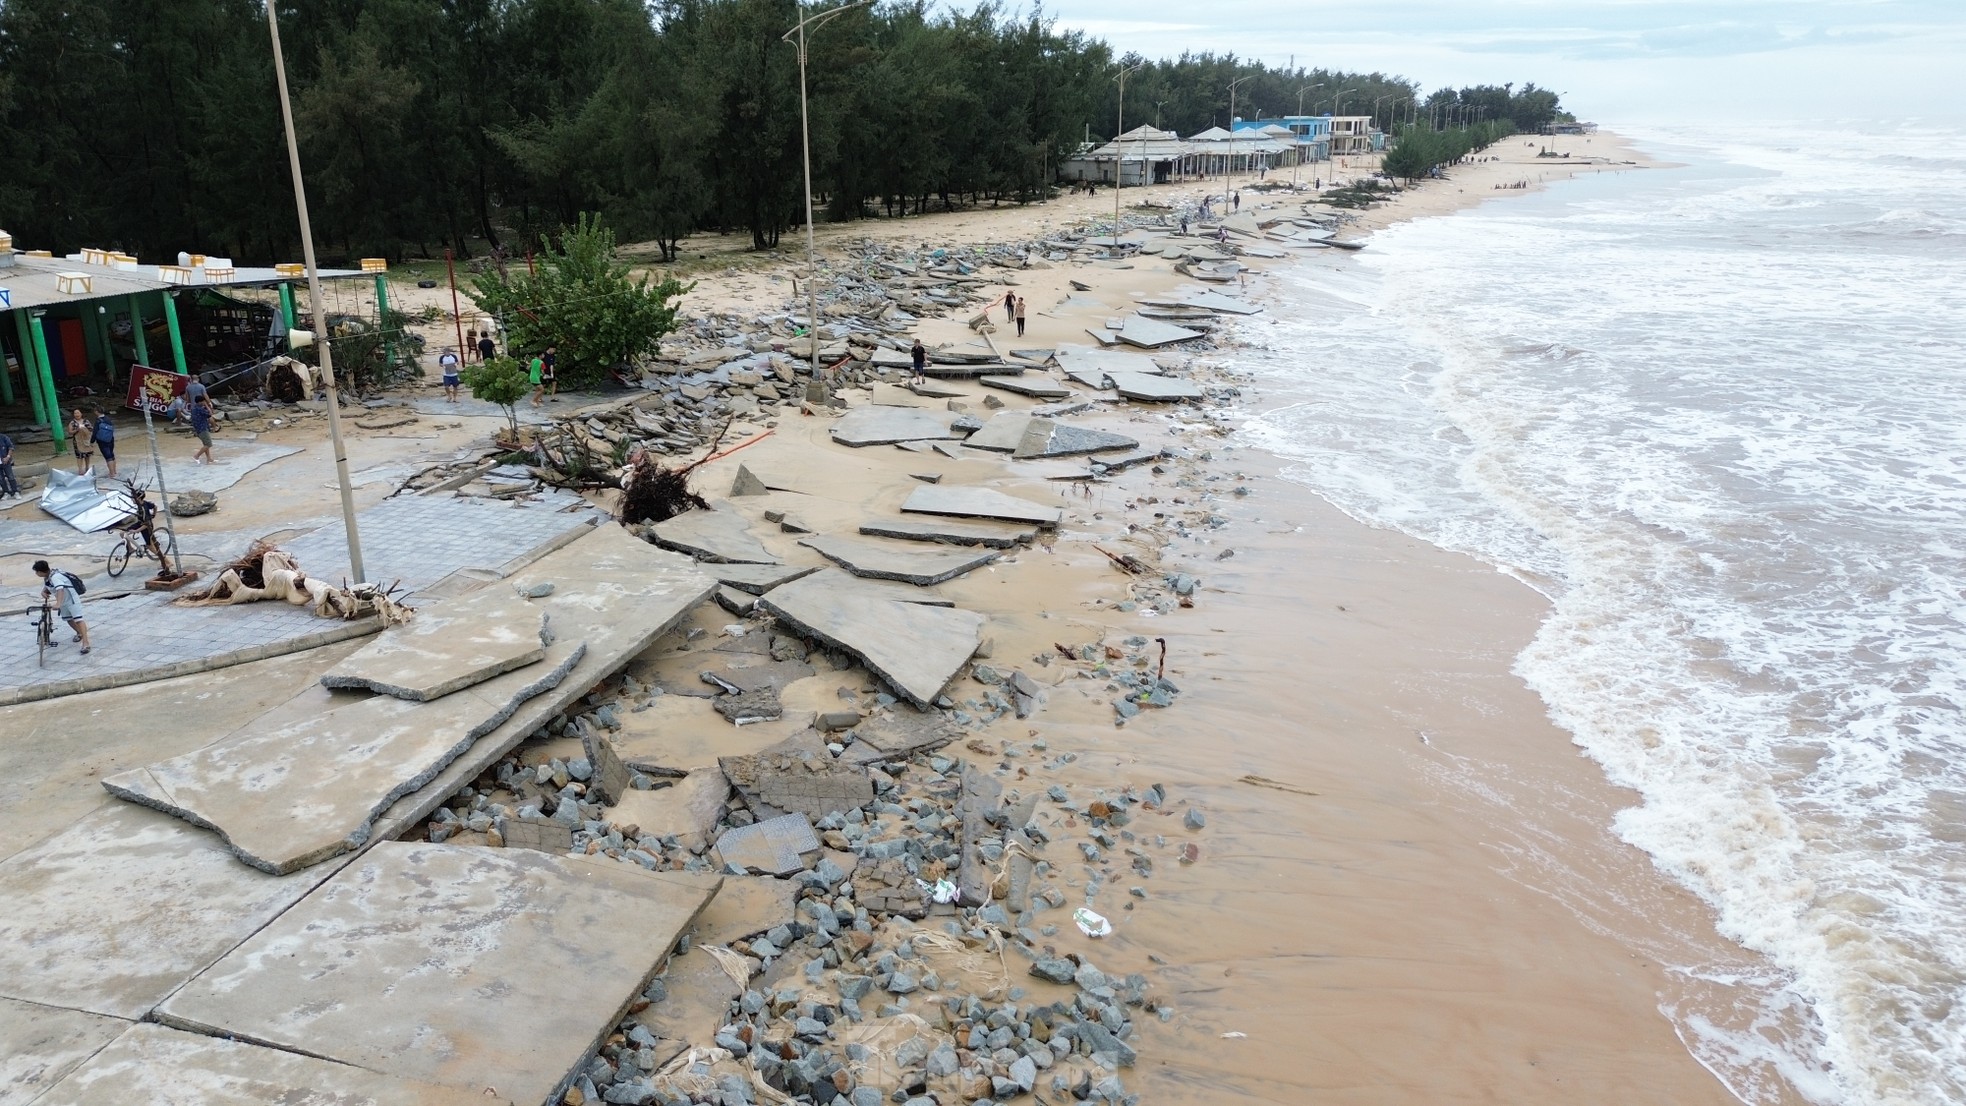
0;233;371;448
1186;126;1297;176
1326;116;1374;156
1059;125;1196;186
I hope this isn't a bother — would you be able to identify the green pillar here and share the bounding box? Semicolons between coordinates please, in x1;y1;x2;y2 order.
29;313;65;448
374;274;393;366
279;282;296;328
90;304;116;383
162;291;188;374
12;312;43;424
129;295;150;366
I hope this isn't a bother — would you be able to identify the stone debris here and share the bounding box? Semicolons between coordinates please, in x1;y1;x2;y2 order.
610;769;732;853
800;534;999;587
167;489;218;517
714;813;823;876
730;464;770;496
647;508;782;564
583;730;635;804
720;737;875;821
857;517;1036;549
900;485;1062;526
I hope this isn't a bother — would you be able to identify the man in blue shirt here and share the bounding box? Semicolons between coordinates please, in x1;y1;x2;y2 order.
92;408;117;478
190;399;215;465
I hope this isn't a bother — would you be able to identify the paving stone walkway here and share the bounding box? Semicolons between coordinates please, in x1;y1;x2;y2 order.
0;493;601;705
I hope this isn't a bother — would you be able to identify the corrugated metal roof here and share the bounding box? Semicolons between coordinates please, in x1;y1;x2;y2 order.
0;251;365;313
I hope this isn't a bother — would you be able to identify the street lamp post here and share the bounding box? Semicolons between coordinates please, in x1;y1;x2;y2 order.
1292;83;1319;189
1225;71;1251;216
783;0;870;390
265;1;364;582
1331;87;1356;183
1112;60;1143;242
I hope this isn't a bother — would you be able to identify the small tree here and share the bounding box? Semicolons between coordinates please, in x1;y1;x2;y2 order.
471;213;691;390
462;356;531;442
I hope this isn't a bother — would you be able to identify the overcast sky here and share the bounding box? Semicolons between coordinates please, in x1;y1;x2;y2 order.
1042;0;1965;126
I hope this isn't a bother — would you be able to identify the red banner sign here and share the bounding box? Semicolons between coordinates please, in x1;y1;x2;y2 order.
126;364;187;414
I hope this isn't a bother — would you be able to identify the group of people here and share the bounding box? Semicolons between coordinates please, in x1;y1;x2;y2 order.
162;375;217;465
65;408;120;478
433;334;555;407
1003;291;1029;337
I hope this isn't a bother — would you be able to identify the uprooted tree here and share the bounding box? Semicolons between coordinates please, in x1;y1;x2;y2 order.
471;214;690;391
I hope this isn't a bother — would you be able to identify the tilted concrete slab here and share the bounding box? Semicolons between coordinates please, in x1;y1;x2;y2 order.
364;525;718;847
649;508;781;564
0;803;338;1019
714;562;819;595
828;406;959;447
1116;315;1204;348
33;1024;494;1106
858;517;1036;548
105;639;587;875
713;813;821;876
1139;290;1262;315
979;375;1074;400
319;584;549;700
962;412;1040;453
0;998;129;1106
801;534;997;586
901;485;1063;526
1050;345;1162;387
156;843;721;1106
758;569;985;708
1108;371;1205;402
1018;422;1139;459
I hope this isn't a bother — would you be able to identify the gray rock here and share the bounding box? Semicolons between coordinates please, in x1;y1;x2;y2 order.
926;1041;959;1077
1009;1055;1037;1091
1184;807;1205;830
887;971;919;994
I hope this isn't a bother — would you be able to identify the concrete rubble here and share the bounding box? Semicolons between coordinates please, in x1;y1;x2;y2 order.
829;406;963;448
901;485;1064;526
318;583;551;700
858;517;1038;548
758;569;986;709
800;534;999;586
648;507;783;564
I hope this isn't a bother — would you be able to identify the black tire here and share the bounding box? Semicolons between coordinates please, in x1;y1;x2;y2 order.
107;541;130;578
36;613;50;667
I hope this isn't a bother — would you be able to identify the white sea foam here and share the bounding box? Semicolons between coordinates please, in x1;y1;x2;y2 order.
1239;122;1966;1106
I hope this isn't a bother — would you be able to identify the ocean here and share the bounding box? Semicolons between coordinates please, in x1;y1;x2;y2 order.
1237;122;1966;1106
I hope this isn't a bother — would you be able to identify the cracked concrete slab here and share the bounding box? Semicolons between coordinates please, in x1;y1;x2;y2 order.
901;485;1062;526
801;534;998;586
1016;421;1138;459
0;803;339;1019
979;375;1074;400
1108;371;1204;401
105;639;586;875
858;518;1037;548
31;1023;494;1106
155;843;721;1106
611;694;816;775
828;406;959;448
713;813;821;875
649;508;781;564
609;768;730;850
1116;315;1204;348
0;998;129;1106
320;584;548;700
757;568;985;708
714;562;818;595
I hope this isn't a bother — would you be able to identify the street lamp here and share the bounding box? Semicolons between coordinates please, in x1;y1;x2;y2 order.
1112;60;1144;243
783;0;871;389
1331;87;1356;181
265;1;364;582
1225;71;1252;216
1292;82;1319;188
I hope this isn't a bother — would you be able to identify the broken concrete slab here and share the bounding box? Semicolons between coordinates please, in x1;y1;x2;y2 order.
685;875;801;948
908;380;968;399
1091;446;1166;472
319;584;548;701
962;412;1040;453
715;585;757;614
956;765;1004;907
713;686;783;724
828;406;958;448
713;813;821;875
1108;370;1204;402
840;710;961;766
858;517;1037;549
0;997;129;1106
583;729;634;804
610;695;814;775
1017;421;1139;459
852;857;927;918
0;803;339;1019
757;569;986;709
800;534;998;586
1140;290;1262;315
155;843;720;1106
825;576;959;607
364;525;717;847
1116;315;1205;349
105;638;587;875
609;768;730;850
900;485;1062;526
730;464;769;496
714;562;819;595
502;815;575;853
649;508;781;564
979;375;1074;400
32;1024;495;1106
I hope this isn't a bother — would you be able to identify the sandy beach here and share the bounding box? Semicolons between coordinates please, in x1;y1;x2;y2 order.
0;129;1787;1103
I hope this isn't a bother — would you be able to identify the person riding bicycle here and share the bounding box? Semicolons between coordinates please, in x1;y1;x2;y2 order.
32;560;92;655
115;489;164;562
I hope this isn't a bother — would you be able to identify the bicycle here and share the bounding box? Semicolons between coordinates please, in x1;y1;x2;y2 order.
106;522;176;578
29;599;55;667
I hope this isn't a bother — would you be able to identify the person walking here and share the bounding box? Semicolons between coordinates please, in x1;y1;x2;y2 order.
438;347;462;403
910;339;927;386
1014;296;1028;338
1232;189;1240;212
67;410;94;476
0;428;19;499
91;408;117;478
477;331;496;363
189;397;215;465
542;345;558;399
1003;290;1016;322
528;352;546;406
32;560;91;654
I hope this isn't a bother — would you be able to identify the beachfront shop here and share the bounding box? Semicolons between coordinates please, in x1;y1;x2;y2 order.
0;233;372;449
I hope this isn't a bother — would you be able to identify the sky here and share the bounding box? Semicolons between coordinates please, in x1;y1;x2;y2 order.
1041;0;1966;126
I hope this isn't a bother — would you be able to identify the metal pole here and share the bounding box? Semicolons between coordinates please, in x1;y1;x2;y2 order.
784;1;869;392
445;250;466;360
1113;62;1143;240
266;1;365;583
140;404;182;577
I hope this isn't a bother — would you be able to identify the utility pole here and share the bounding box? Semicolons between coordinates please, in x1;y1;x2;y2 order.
265;1;364;583
1225;71;1251;216
784;0;871;391
1112;60;1144;243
